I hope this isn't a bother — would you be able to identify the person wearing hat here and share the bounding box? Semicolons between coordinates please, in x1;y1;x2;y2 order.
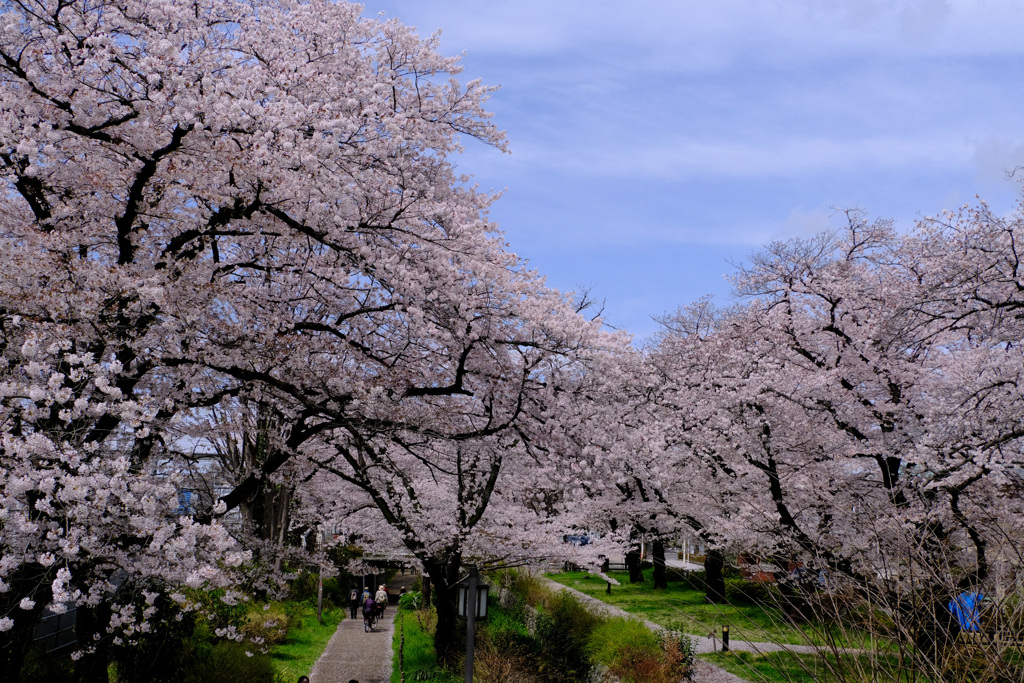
375;584;389;616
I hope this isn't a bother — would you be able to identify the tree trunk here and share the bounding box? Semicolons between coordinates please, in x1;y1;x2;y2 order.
704;548;727;604
776;576;811;622
262;483;292;546
653;539;667;589
912;586;960;668
423;559;462;667
432;577;459;666
74;603;113;683
625;548;644;584
421;574;432;608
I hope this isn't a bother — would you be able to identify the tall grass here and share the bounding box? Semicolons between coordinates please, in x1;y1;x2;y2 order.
490;568;696;682
391;597;460;683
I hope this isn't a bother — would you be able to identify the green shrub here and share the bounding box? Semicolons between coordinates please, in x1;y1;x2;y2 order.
485;605;537;655
535;591;600;682
657;629;695;679
725;577;776;604
587;617;661;666
588;620;694;683
287;571;347;611
182;586;250;628
185;640;279;683
399;590;424;611
19;644;75;683
499;568;548;607
242;603;291;648
110;595;199;683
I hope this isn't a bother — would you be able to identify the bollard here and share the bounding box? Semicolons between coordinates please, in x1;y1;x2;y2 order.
606;581;611;594
722;625;729;652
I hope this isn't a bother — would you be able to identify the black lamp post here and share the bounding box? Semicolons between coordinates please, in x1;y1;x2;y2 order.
457;567;489;683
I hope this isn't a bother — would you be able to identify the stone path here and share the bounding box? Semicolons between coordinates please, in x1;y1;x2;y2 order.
309;572;417;683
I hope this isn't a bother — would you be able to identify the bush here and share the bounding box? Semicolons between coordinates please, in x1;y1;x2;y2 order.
657;629;696;680
724;577;776;604
502;568;548;608
475;643;539;683
241;603;291;649
110;595;199;683
474;601;542;683
184;640;279;683
399;590;424;611
535;591;600;682
19;644;75;683
588;619;694;683
287;571;346;611
587;617;660;666
486;605;537;656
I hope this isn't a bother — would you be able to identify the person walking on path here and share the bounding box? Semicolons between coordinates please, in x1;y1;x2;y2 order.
348;587;360;620
309;591;395;683
375;585;389;615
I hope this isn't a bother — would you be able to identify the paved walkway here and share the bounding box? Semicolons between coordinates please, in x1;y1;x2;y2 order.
311;571;844;683
310;572;417;683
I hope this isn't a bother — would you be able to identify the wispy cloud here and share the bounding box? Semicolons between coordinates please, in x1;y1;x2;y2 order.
370;0;1024;64
510;134;971;180
363;0;1024;333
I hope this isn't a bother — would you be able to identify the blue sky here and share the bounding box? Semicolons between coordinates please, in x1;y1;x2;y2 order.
362;0;1024;339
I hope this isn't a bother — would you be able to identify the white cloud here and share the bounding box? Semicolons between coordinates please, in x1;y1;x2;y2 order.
367;0;1024;66
510;134;971;181
363;0;1024;328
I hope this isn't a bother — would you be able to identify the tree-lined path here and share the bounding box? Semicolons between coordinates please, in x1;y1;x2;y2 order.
310;608;394;683
310;572;416;683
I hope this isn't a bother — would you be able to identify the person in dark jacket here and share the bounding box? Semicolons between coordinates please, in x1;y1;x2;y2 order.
348;586;360;619
361;594;377;631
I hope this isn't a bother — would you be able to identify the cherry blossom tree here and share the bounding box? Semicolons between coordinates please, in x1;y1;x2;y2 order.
650;207;1024;661
1;0;630;667
0;332;246;680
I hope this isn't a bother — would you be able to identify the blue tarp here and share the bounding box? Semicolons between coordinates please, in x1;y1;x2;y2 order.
948;592;984;632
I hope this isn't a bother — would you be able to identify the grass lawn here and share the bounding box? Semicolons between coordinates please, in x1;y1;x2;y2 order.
270;603;346;681
702;650;917;683
547;569;866;648
703;650;823;683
